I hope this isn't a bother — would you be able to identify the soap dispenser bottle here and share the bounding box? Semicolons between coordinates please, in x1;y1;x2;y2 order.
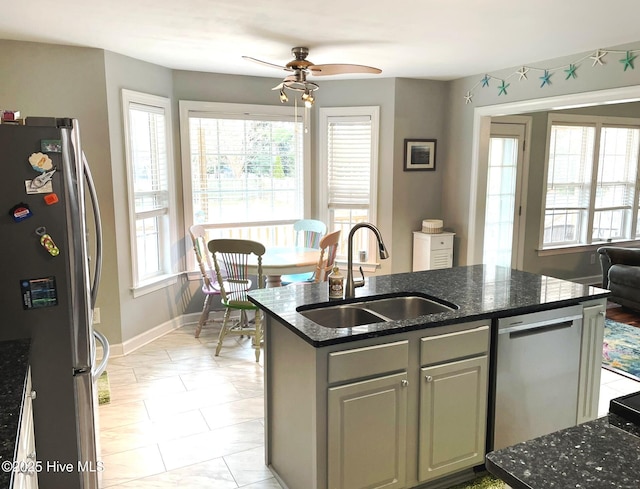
328;266;344;299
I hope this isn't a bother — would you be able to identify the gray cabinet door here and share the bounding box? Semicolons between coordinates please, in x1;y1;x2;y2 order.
328;372;408;489
419;356;488;482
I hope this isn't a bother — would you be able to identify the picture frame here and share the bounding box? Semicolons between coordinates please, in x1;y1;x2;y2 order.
404;139;437;171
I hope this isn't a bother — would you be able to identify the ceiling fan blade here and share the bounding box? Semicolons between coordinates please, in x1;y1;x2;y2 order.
310;64;382;76
242;56;293;72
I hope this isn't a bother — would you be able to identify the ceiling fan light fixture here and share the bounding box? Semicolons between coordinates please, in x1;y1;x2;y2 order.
245;47;381;108
302;89;315;108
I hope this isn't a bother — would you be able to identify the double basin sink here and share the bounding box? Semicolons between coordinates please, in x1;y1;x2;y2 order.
296;293;458;329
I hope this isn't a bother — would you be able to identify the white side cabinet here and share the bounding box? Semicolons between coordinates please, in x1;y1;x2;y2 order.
13;367;39;489
412;232;455;271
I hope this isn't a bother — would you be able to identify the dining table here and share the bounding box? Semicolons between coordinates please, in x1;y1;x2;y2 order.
249;247;320;287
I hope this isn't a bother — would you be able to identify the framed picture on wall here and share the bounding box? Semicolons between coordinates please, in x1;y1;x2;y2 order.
404;139;437;171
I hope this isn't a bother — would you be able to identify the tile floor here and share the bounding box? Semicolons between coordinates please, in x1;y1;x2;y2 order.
98;318;281;488
98;317;640;488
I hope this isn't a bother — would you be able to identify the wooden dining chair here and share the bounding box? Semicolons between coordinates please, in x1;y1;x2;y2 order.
311;230;341;282
189;224;224;338
287;230;342;285
208;238;265;362
281;219;328;284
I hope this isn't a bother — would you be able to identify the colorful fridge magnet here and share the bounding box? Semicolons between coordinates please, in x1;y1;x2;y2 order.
35;227;59;256
29;168;56;191
41;140;62;153
25;180;53;195
9;203;33;222
43;193;59;205
28;152;53;173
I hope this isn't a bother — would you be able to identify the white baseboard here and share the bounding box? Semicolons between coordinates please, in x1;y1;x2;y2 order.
97;310;227;358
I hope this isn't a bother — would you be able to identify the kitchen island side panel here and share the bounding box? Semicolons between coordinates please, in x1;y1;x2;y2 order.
267;317;325;489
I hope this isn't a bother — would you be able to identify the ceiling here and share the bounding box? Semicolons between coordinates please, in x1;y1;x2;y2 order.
3;0;640;81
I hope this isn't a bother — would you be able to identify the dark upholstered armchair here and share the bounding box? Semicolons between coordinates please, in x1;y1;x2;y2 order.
597;246;640;311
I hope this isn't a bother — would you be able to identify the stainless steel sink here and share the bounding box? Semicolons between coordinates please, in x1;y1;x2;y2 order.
297;294;457;328
299;305;387;328
361;296;455;320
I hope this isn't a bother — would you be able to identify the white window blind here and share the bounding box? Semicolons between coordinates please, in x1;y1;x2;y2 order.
544;124;594;246
593;126;639;240
319;107;379;264
130;104;169;216
123;90;176;293
187;113;303;225
541;115;640;249
327;115;372;209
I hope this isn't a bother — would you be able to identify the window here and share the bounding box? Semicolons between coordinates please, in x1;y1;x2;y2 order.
180;101;309;269
541;115;640;249
319;107;379;264
122;90;177;295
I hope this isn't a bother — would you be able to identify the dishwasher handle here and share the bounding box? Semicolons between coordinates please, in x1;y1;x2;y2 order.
498;313;582;336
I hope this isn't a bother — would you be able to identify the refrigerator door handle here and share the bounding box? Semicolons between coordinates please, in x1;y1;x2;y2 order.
79;133;110;380
82;150;102;310
92;330;110;381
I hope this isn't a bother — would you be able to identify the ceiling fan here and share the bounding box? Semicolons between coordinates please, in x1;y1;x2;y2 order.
243;47;382;107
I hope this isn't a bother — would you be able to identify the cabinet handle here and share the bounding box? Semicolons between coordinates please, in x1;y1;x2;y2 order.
30;390;37;400
598;311;606;317
425;375;433;382
401;380;409;387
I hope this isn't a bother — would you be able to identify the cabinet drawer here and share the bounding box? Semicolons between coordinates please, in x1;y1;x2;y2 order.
329;340;408;384
429;235;453;251
421;325;489;366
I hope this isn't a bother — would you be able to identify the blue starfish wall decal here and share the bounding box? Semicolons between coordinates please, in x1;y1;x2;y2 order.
564;64;577;80
498;81;510;95
539;70;552;87
620;51;637;71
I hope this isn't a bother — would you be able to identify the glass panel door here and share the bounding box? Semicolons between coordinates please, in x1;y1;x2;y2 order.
483;123;525;268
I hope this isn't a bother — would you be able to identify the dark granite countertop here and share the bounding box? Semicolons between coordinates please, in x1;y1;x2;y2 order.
486;414;640;489
248;265;609;347
0;339;31;489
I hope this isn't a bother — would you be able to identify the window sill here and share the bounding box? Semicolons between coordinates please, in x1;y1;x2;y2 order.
537;239;640;256
335;260;380;275
131;273;181;298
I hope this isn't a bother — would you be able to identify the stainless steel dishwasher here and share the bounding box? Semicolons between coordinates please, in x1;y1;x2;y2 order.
493;304;583;450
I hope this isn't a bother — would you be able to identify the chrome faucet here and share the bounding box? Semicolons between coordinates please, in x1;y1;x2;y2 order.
345;222;389;298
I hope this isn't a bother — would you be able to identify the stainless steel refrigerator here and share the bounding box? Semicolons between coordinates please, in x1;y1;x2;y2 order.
0;118;108;489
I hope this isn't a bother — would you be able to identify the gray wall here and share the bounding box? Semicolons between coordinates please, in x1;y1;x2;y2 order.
8;36;640;344
307;77;397;274
173;73;443;290
0;40;120;340
393;78;448;272
445;40;640;280
103;51;178;343
517;102;640;279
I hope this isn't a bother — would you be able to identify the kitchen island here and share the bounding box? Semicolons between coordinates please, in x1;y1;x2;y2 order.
248;265;609;489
